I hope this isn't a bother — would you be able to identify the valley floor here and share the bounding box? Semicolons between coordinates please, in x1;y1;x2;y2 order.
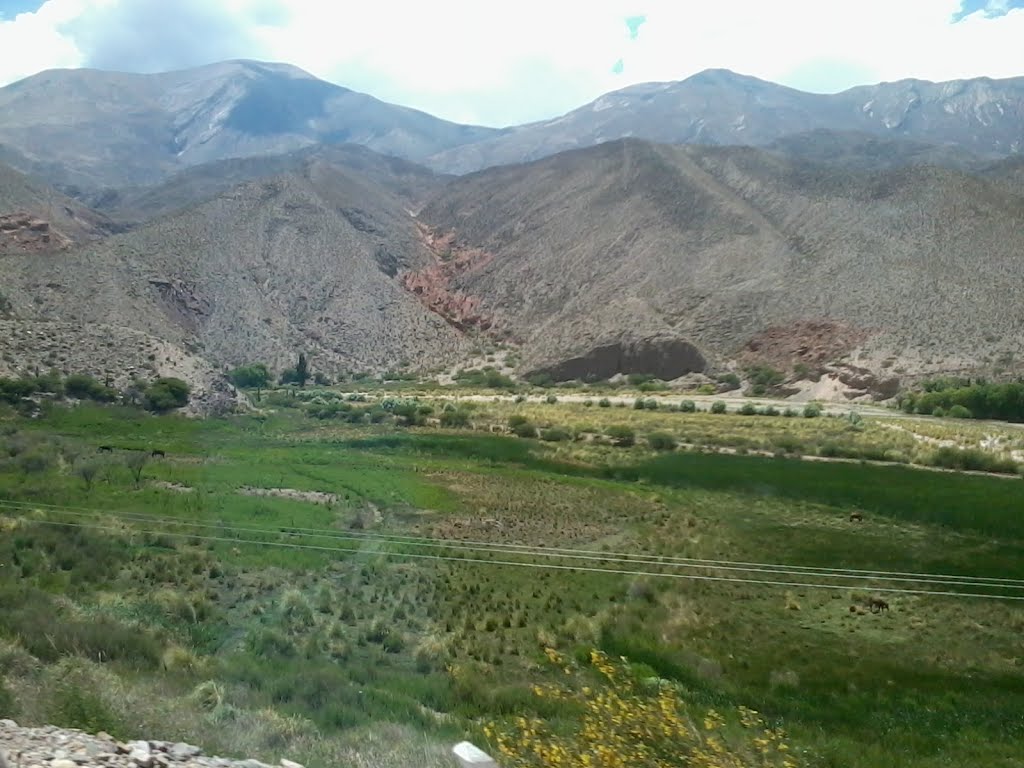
1;396;1023;768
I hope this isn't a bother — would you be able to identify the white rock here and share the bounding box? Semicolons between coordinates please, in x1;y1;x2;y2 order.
280;760;305;768
51;760;78;768
170;744;203;761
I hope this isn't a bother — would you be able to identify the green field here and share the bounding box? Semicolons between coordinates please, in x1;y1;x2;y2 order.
1;396;1023;768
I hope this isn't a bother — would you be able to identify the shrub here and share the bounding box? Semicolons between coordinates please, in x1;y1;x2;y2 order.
633;398;646;410
598;398;611;408
514;394;527;404
738;402;757;416
717;372;741;390
512;422;538;439
643;398;658;411
540;427;571;442
932;407;946;418
927;447;1018;474
545;394;558;404
783;407;798;418
947;404;973;419
64;374;116;402
583;399;594;407
229;363;270;390
606;425;635;447
508;414;530;428
488;650;799;768
679;400;696;413
440;409;471;428
763;405;780;416
647;432;676;451
802;402;823;418
144;378;190;412
697;383;716;395
710;401;727;414
744;364;784;396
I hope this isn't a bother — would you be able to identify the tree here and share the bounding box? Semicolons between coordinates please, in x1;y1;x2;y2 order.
126;452;148;488
296;353;311;388
229;364;271;401
77;461;99;492
144;378;190;412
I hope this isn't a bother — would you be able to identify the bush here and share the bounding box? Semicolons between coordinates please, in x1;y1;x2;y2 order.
540;427;571;442
64;374;117;402
802;402;823;418
763;405;780;416
514;394;527;404
545;394;558;405
144;378;190;412
583;399;594;407
643;398;658;411
710;401;727;414
783;407;798;418
456;368;517;390
440;409;471;428
947;404;973;419
512;422;538;439
633;398;646;410
744;365;784;396
738;402;757;416
717;373;741;391
606;425;635;447
679;400;696;413
927;447;1019;474
598;398;611;408
647;432;676;451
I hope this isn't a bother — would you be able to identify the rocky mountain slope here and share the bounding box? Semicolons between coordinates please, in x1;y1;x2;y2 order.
0;161;117;254
428;69;1024;173
0;150;465;388
419;139;1024;384
0;60;499;193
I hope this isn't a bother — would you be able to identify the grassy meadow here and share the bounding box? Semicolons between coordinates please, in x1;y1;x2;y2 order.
1;392;1023;768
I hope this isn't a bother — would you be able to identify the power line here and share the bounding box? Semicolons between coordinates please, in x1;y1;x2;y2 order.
3;497;1023;589
19;515;1024;602
8;495;1024;585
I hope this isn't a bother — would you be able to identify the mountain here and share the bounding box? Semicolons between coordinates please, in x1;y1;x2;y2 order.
0;60;500;192
428;70;1024;173
0;150;466;395
416;139;1024;385
0;160;116;255
94;143;445;225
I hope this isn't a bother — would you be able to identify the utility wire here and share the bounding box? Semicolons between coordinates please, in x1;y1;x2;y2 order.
20;515;1024;602
5;500;1020;593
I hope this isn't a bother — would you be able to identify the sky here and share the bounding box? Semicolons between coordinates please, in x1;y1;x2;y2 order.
0;0;1022;127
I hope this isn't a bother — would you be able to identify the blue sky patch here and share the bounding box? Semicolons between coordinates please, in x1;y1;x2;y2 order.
0;0;44;19
625;15;646;39
953;0;1024;21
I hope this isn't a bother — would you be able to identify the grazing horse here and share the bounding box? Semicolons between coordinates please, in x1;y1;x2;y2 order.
151;449;166;458
98;445;114;453
868;597;889;613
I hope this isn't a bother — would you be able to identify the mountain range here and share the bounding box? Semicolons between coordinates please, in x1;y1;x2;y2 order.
1;60;1022;405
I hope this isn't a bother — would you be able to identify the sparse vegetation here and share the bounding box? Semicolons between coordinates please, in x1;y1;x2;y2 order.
0;391;1022;768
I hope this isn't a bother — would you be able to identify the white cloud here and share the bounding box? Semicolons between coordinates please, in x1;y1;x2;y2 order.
0;0;1022;126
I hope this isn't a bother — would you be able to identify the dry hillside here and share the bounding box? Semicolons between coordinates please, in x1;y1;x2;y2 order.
0;154;467;392
418;139;1024;383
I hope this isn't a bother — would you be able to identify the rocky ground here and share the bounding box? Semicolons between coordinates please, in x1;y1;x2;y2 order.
0;721;305;768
